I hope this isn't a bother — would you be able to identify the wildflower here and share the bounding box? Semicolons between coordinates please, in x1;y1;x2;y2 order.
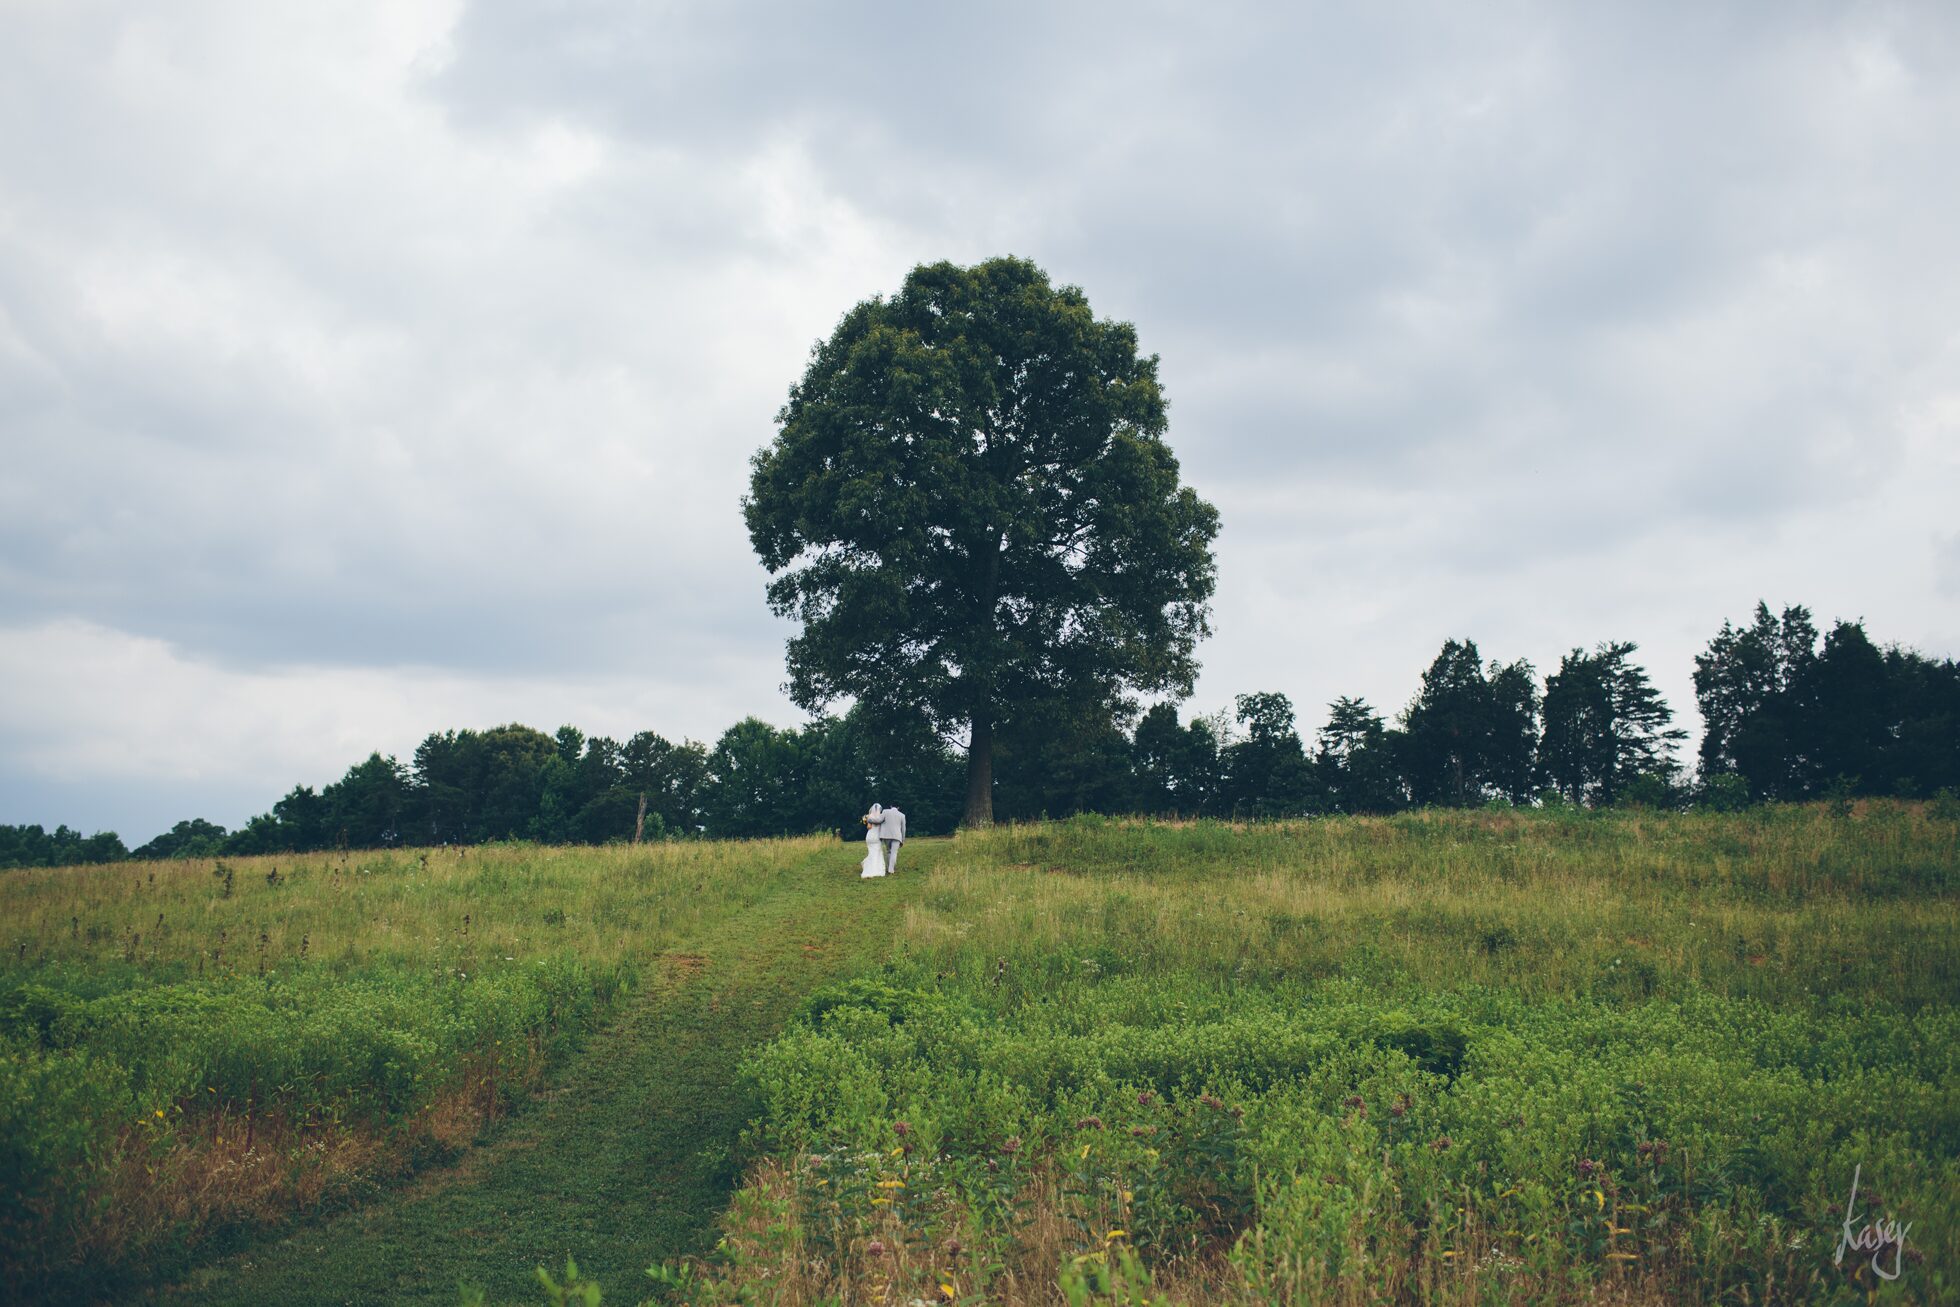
945;1237;963;1257
1199;1094;1225;1111
1076;1115;1104;1130
1577;1158;1601;1179
1129;1125;1155;1138
1137;1090;1155;1106
1430;1135;1453;1151
999;1136;1021;1156
893;1120;911;1138
1343;1095;1365;1110
866;1239;887;1256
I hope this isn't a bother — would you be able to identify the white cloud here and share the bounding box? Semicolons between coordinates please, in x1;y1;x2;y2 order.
0;616;793;792
1;0;1956;836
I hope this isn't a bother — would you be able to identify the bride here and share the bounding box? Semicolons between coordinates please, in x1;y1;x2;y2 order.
859;804;887;878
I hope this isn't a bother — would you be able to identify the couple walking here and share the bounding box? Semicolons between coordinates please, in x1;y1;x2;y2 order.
859;803;906;878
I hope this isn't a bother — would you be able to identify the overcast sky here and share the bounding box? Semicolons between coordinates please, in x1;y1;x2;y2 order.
3;1;1956;843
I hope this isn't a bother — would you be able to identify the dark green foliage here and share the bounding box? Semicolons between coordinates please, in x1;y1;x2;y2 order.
1396;640;1539;806
743;256;1220;826
1221;692;1321;818
1695;602;1960;801
705;708;964;839
418;724;559;843
1693;602;1817;795
621;729;710;836
324;753;414;848
797;976;935;1028
993;696;1142;822
1370;1016;1468;1079
1615;770;1684;810
703;718;810;839
1130;703;1222;816
0;824;126;869
132;818;230;860
1695;772;1751;812
1315;696;1405;814
1539;642;1686;806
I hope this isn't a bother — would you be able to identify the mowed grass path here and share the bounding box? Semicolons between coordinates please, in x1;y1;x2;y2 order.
151;840;930;1306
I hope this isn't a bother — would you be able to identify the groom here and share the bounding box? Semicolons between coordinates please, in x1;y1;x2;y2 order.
873;803;907;874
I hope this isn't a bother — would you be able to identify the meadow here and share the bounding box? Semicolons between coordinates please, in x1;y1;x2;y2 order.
711;806;1957;1305
0;838;821;1297
1;805;1954;1304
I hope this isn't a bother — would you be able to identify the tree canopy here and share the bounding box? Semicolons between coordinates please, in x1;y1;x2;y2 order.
1540;641;1686;806
1396;640;1539;806
1694;603;1960;799
744;257;1220;825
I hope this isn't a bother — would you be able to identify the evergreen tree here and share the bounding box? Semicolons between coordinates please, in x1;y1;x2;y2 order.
1541;642;1685;806
1692;602;1817;798
1315;697;1404;813
1398;640;1539;806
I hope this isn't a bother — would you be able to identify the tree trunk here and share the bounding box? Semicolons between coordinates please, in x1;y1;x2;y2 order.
962;715;995;827
633;792;647;844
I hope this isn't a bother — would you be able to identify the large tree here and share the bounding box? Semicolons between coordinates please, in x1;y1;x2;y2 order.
744;257;1219;825
1540;641;1685;806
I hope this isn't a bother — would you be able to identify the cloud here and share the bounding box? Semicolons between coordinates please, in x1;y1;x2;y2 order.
0;0;1955;837
0;618;797;842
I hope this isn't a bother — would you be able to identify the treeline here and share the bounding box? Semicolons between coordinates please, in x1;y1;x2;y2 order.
5;602;1954;865
0;824;128;869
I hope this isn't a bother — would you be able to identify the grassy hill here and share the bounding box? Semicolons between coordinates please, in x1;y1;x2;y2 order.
2;805;1953;1303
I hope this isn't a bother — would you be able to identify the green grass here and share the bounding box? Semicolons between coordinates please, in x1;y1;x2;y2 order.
712;805;1958;1304
0;837;918;1300
4;806;1955;1304
152;839;931;1305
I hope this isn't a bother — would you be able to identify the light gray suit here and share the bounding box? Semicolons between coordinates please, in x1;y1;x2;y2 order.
877;805;906;873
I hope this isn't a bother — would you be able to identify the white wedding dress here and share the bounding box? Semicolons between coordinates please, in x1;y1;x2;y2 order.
859;820;886;878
